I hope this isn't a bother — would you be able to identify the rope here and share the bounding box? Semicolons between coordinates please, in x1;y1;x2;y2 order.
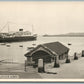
0;21;33;33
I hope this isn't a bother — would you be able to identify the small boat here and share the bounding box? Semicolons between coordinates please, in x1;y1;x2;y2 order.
19;45;23;47
68;43;72;45
27;47;34;50
32;43;36;46
6;44;10;47
1;43;6;45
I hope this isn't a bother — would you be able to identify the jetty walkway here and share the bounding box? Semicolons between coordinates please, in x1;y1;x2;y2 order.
0;62;41;79
0;52;83;79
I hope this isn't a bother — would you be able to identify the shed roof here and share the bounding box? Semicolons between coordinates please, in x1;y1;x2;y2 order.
43;42;69;56
25;41;69;57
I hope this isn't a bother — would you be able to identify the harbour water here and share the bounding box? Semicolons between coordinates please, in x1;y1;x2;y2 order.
0;36;84;63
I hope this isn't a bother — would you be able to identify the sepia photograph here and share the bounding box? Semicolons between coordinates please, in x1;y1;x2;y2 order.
0;0;83;82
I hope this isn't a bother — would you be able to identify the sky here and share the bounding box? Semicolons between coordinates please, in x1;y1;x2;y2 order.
0;1;84;35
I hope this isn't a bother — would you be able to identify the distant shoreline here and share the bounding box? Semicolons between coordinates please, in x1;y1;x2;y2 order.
43;33;84;37
43;35;84;37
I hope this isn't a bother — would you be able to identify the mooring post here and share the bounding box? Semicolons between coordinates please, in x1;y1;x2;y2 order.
74;52;78;60
38;59;45;73
24;60;27;72
54;56;60;68
82;50;84;57
65;54;70;63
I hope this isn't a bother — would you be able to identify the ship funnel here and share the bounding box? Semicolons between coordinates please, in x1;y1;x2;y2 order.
19;29;23;31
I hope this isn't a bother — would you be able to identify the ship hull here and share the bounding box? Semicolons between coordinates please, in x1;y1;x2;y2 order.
0;36;37;43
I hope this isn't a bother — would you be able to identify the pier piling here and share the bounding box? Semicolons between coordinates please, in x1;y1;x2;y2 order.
38;59;45;73
24;60;27;72
54;57;60;68
74;52;78;60
65;54;70;63
82;50;84;57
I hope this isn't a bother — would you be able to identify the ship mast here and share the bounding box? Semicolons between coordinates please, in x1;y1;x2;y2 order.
32;24;36;46
8;22;9;33
0;23;8;33
32;24;34;35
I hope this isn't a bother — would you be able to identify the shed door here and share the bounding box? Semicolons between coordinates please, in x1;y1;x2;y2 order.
32;50;51;64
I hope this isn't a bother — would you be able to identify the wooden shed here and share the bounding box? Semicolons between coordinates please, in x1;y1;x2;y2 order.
25;41;69;65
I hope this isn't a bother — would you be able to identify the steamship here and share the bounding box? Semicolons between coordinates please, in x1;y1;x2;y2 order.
0;22;37;43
